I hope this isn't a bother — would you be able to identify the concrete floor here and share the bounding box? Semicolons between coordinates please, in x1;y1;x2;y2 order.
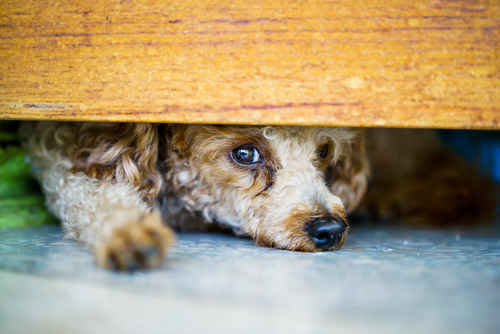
1;225;500;334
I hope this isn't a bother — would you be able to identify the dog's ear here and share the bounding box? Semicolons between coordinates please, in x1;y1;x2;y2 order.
326;133;370;213
71;123;163;204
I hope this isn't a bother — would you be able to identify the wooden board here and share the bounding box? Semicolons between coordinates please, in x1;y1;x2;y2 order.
0;0;499;129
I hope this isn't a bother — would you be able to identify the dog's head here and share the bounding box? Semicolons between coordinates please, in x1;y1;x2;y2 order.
166;125;369;252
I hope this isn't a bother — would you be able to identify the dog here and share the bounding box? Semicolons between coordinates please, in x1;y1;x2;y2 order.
20;122;495;271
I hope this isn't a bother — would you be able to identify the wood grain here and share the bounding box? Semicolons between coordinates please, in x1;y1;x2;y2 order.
0;0;499;129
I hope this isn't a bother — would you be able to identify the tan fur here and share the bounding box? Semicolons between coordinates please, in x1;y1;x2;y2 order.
22;122;493;270
21;122;367;270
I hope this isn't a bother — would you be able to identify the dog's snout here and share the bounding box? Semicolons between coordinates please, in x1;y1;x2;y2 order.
306;217;347;249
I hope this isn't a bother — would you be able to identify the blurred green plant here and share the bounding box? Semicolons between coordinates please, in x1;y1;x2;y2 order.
0;121;57;229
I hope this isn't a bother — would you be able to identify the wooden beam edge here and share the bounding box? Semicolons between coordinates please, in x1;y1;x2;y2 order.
1;104;499;130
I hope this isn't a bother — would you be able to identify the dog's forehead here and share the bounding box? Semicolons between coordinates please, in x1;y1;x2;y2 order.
259;126;356;164
190;125;353;143
259;126;355;146
223;125;347;141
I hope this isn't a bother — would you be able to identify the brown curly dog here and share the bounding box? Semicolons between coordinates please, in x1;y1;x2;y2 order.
21;122;494;270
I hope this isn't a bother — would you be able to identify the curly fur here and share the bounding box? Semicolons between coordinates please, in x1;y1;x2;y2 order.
21;122;494;270
21;122;368;269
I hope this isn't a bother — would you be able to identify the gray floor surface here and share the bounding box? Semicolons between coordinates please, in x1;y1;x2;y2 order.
1;225;500;334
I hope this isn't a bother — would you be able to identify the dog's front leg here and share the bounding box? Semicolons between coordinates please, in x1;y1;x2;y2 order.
21;121;174;270
90;198;175;271
44;171;174;271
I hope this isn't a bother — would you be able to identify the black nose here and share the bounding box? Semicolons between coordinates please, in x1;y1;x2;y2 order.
306;218;347;249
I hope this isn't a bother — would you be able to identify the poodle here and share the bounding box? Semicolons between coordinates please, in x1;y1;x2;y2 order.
21;122;494;270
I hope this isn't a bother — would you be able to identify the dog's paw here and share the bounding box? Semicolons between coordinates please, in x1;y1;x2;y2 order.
94;210;175;271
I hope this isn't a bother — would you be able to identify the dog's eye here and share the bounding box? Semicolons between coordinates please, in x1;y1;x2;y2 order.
317;144;328;159
231;144;261;164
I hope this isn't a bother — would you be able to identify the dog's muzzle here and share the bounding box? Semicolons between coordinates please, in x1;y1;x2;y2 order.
306;217;347;249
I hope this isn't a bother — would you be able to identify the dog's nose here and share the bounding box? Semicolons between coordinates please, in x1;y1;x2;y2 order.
306;218;347;249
